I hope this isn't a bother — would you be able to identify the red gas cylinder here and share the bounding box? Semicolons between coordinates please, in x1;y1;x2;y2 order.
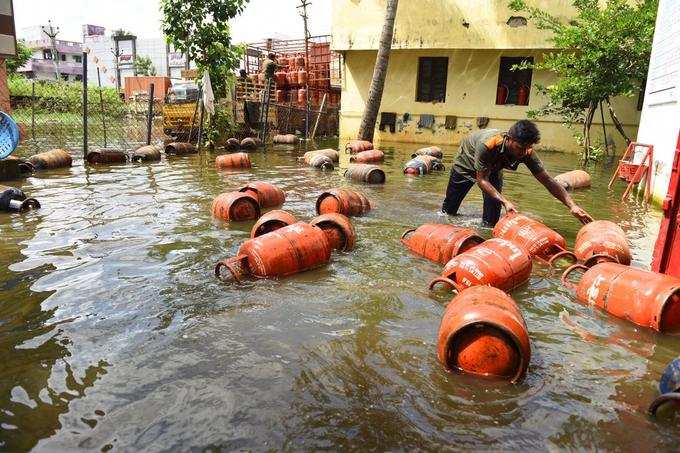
574;220;631;266
414;154;445;172
429;238;532;293
412;146;443;159
345;140;373;154
286;72;297;87
296;55;305;68
316;188;371;217
493;213;576;265
561;263;680;332
274;71;287;87
297;69;307;86
215;152;252;170
350;150;385;164
212;191;261;221
496;84;509;105
437;286;531;383
250;210;298;238
276;90;286;103
215;222;332;282
239;182;285;209
309;213;356;252
401;224;485;265
298;89;307;105
303;149;339;165
518;83;529;106
554;170;591;190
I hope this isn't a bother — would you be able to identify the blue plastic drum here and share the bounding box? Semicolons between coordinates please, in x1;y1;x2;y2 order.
0;112;20;159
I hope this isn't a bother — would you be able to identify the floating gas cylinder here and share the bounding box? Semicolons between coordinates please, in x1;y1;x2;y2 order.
309;213;356;252
309;154;334;170
225;138;241;151
316;188;371;217
131;145;161;162
401;224;484;265
28;148;72;169
86;148;128;164
165;142;197;155
344;164;386;184
273;134;297;144
303;149;339;164
0;185;40;212
412;146;443;159
211;191;261;221
350;150;385;164
404;158;429;176
250;210;298;238
345;140;373;154
413;154;445;172
239;182;285;208
240;138;258;150
215;153;252;170
574;220;631;266
554;170;591;190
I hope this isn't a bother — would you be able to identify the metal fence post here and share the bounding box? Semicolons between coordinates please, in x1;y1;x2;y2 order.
82;51;88;158
30;80;35;141
97;67;107;147
146;83;155;145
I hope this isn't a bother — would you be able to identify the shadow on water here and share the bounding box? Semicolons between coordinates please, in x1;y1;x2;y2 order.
1;138;678;450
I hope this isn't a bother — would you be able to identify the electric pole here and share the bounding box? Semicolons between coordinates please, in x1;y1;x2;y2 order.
297;0;311;141
41;20;61;81
111;46;122;91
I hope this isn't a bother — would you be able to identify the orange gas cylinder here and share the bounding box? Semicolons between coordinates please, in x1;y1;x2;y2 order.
345;140;373;154
211;191;261;221
497;84;509;105
297;89;307;105
225;138;240;151
240;138;258;150
412;146;443;159
276;89;286;103
414;154;445;172
344;164;386;184
28;149;73;170
316;188;371;217
350;149;385;164
215;222;332;282
296;55;305;68
518;83;529;106
303;149;339;165
554;170;591;190
274;71;287;87
493;213;576;265
215;152;252;170
429;238;532;293
574;220;632;266
309;213;356;252
561;263;680;332
297;69;307;86
239;182;285;209
286;72;297;87
250;210;298;238
401;224;485;265
437;286;531;383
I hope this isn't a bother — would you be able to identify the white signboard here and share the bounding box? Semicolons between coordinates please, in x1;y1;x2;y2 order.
646;0;680;106
168;51;185;68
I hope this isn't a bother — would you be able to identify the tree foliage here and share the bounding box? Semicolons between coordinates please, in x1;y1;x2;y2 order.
509;0;658;161
134;55;157;76
161;0;248;98
6;41;32;75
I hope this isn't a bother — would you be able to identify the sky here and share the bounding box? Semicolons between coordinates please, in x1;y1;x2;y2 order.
14;0;332;43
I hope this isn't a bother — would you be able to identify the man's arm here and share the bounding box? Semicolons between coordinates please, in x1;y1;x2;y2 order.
534;170;593;224
476;170;517;213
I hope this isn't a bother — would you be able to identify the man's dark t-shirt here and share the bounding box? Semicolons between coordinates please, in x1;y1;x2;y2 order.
262;59;277;79
453;128;544;181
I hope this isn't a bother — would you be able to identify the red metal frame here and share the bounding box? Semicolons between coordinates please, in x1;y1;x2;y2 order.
652;132;680;277
608;142;654;205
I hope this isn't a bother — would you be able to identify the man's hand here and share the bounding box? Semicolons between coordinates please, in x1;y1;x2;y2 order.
503;200;518;214
570;205;594;224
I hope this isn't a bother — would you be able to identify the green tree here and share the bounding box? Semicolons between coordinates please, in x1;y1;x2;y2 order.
509;0;658;162
134;55;157;76
161;0;248;98
6;40;32;75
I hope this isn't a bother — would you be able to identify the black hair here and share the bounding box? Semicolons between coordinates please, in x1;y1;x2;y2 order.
268;53;276;59
508;120;540;146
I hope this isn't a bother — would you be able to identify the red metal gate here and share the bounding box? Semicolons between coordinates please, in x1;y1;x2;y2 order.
652;132;680;277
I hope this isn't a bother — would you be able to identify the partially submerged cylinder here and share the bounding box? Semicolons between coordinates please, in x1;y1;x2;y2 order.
225;138;241;151
429;238;532;293
401;224;484;265
239;181;285;208
437;286;531;384
561;263;680;333
131;145;161;162
309;154;334;170
86;148;127;164
493;213;576;265
345;140;373;154
0;185;41;212
414;154;445;172
27;149;73;170
350;149;385;164
344;164;386;184
240;137;258;150
215;222;332;282
165;142;197;155
574;220;631;266
316;188;371;217
0;156;34;180
303;148;339;165
413;146;443;159
309;213;356;252
273;134;297;144
250;210;298;238
215;152;252;170
403;158;428;176
211;191;261;221
554;170;591;190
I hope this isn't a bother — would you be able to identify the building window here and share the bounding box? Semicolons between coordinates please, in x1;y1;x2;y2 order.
43;49;53;60
416;57;448;103
496;56;533;106
74;55;82;63
60;54;66;62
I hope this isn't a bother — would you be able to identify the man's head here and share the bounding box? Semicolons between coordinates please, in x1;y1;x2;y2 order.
506;120;540;159
268;53;276;60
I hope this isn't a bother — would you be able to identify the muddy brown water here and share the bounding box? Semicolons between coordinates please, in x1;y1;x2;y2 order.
1;140;679;450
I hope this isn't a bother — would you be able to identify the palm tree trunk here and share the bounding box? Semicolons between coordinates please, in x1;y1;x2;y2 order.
357;0;399;142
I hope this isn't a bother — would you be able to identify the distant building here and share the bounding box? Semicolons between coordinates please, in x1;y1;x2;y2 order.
18;25;83;82
331;0;642;152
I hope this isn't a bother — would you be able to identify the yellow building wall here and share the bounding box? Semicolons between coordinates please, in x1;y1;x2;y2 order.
338;49;641;153
332;0;577;51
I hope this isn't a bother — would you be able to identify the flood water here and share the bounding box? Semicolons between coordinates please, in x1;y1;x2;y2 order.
1;139;678;450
